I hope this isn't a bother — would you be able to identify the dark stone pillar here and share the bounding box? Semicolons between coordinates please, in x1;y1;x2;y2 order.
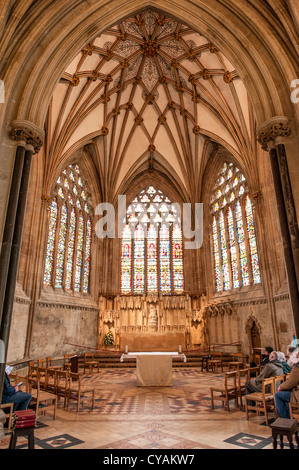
269;146;299;336
0;145;26;325
276;143;299;287
0;147;33;398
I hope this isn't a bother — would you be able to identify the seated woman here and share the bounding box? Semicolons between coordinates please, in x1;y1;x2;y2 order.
1;372;32;413
274;352;299;419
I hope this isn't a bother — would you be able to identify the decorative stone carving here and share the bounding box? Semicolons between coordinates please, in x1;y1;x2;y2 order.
257;117;291;150
148;304;158;332
9;120;44;154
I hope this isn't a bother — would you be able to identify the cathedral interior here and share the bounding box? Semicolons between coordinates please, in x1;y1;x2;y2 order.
0;0;298;452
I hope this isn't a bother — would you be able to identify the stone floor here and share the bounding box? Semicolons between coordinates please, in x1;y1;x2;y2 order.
0;368;288;451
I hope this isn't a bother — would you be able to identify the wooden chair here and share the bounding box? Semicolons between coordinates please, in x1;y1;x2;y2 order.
63;354;73;371
67;372;95;412
208;352;223;373
228;353;244;371
0;403;14;431
28;362;38;379
55;370;69;407
210;371;239;411
249;366;260;378
290;402;299;420
244;377;276;426
46;356;61;370
37;366;47;389
37;358;44;368
45;368;57;394
28;377;57;419
237;368;250;408
83;353;100;374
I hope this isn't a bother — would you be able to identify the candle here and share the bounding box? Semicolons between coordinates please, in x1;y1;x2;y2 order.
179;345;182;353
125;345;128;353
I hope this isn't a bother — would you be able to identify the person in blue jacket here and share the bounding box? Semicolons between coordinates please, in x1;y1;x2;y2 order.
1;372;32;412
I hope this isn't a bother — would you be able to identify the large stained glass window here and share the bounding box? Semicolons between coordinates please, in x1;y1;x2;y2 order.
43;164;92;294
120;186;184;295
211;162;261;293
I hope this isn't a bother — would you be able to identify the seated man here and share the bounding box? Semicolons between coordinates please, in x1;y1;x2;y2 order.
275;351;299;419
245;351;283;400
1;372;32;412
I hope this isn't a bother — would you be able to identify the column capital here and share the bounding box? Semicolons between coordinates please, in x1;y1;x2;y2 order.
256;116;291;151
8;120;44;154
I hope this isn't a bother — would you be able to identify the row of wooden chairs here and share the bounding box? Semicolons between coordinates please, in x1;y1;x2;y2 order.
207;352;249;373
30;353;100;375
244;373;291;426
210;367;260;412
27;367;95;411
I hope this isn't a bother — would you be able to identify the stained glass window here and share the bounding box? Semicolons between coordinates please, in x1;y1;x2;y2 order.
55;202;68;289
83;218;92;294
172;224;184;295
212;216;222;292
43;164;92;294
133;225;145;295
219;211;230;291
235;201;250;286
120;186;184;295
160;224;171;295
211;162;261;292
43;199;58;286
245;195;261;284
74;214;84;292
147;225;158;294
227;207;239;289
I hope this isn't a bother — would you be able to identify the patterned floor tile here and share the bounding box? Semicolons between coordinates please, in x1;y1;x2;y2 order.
224;432;273;449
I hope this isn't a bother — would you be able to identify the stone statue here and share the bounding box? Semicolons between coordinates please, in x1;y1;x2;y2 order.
148;304;158;332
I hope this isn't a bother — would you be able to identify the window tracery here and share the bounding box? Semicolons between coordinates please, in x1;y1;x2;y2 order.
43;164;92;294
120;186;184;295
211;162;261;293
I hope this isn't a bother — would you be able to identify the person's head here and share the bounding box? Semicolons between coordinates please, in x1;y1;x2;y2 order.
291;351;299;366
277;351;286;362
265;346;274;355
287;346;296;356
269;351;278;362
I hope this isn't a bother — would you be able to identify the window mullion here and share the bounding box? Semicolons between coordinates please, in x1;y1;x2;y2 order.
52;202;61;288
216;214;224;292
241;196;253;285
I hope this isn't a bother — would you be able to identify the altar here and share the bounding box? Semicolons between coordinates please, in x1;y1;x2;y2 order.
120;352;187;386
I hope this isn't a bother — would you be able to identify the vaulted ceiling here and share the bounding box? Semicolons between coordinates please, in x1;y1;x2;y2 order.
44;9;255;203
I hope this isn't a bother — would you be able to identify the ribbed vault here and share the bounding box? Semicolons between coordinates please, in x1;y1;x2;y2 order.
44;9;255;203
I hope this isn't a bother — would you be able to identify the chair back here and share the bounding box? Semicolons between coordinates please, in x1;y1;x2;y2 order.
225;371;238;390
238;368;250;387
69;372;81;386
55;370;69;385
262;377;275;396
232;353;243;362
274;374;284;390
28;363;38;378
37;358;44;367
213;352;222;360
64;354;73;364
84;352;94;362
46;356;52;368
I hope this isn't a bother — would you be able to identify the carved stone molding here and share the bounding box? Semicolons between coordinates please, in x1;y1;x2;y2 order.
206;301;236;317
36;300;98;312
257;116;291;150
9;120;44;154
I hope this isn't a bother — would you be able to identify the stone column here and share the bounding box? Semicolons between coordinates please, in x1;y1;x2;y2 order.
257;116;299;336
0;121;44;400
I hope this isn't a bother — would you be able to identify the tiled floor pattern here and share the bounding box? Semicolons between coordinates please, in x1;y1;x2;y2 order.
0;368;284;450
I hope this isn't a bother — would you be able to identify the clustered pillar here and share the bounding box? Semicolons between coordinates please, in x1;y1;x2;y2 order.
0;121;43;399
257;117;299;338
